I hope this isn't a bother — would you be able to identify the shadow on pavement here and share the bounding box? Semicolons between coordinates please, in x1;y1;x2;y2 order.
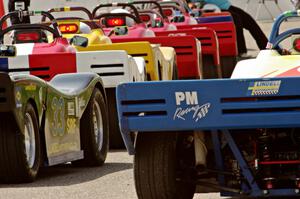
0;162;132;188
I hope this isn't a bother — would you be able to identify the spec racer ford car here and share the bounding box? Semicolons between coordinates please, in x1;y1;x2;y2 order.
0;44;108;183
115;10;300;198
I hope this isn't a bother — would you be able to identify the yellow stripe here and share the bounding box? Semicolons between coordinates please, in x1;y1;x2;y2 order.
248;86;280;90
64;7;71;11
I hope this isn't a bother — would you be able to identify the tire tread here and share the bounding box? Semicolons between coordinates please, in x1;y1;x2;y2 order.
75;87;109;166
135;133;195;199
0;103;40;183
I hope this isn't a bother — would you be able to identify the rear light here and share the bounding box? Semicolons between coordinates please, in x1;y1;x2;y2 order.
140;14;151;22
16;32;41;41
59;24;79;34
163;9;173;17
293;37;300;52
106;17;126;27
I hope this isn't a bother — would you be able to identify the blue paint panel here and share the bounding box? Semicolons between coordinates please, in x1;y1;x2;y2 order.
196;16;232;23
117;78;300;133
0;58;8;72
116;77;300;154
117;77;300;196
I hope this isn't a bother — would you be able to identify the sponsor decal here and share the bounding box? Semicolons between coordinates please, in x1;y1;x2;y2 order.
67;101;75;116
67;118;77;134
25;84;36;91
248;80;281;96
51;97;65;137
15;87;22;108
174;103;210;122
173;91;210;122
64;7;71;11
168;33;187;37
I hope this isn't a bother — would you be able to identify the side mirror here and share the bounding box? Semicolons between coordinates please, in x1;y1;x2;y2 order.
70;35;89;47
0;45;17;57
114;26;128;36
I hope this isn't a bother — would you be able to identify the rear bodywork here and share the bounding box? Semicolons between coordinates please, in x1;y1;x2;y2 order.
6;43;141;88
177;21;238;78
0;71;102;165
74;41;169;81
116;77;300;197
115;10;300;198
232;50;300;78
155;28;221;78
112;36;201;79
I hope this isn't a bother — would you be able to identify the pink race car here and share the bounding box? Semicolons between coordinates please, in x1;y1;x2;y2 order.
92;3;155;38
158;0;198;26
130;1;177;32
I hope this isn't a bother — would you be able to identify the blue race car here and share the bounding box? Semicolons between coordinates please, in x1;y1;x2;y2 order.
116;10;300;199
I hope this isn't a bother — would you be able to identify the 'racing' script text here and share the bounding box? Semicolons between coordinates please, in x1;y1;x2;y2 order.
173;103;211;122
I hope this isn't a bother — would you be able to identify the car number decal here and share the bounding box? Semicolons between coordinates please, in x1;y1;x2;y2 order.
51;97;65;136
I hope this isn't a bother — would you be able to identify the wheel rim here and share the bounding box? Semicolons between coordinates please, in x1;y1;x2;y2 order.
93;99;104;152
24;112;36;168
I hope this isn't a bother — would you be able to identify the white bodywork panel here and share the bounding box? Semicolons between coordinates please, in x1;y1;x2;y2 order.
231;50;300;78
15;43;34;56
5;47;144;87
8;55;30;75
76;50;133;88
131;56;146;82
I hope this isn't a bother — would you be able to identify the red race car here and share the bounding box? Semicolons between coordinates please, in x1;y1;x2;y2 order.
158;0;238;78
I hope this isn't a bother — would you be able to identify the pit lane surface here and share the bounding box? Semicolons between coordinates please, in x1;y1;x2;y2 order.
0;151;222;199
0;21;297;199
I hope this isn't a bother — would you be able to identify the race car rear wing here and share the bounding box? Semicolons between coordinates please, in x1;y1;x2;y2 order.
155;28;220;67
177;22;238;57
112;35;201;79
116;78;300;153
1;50;133;88
77;42;159;81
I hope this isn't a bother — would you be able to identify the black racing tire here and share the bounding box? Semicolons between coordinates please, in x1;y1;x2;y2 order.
134;133;196;199
75;87;109;166
220;56;237;78
106;88;125;149
0;102;41;183
202;55;222;79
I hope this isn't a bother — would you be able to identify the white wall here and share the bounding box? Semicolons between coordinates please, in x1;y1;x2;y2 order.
230;0;295;21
